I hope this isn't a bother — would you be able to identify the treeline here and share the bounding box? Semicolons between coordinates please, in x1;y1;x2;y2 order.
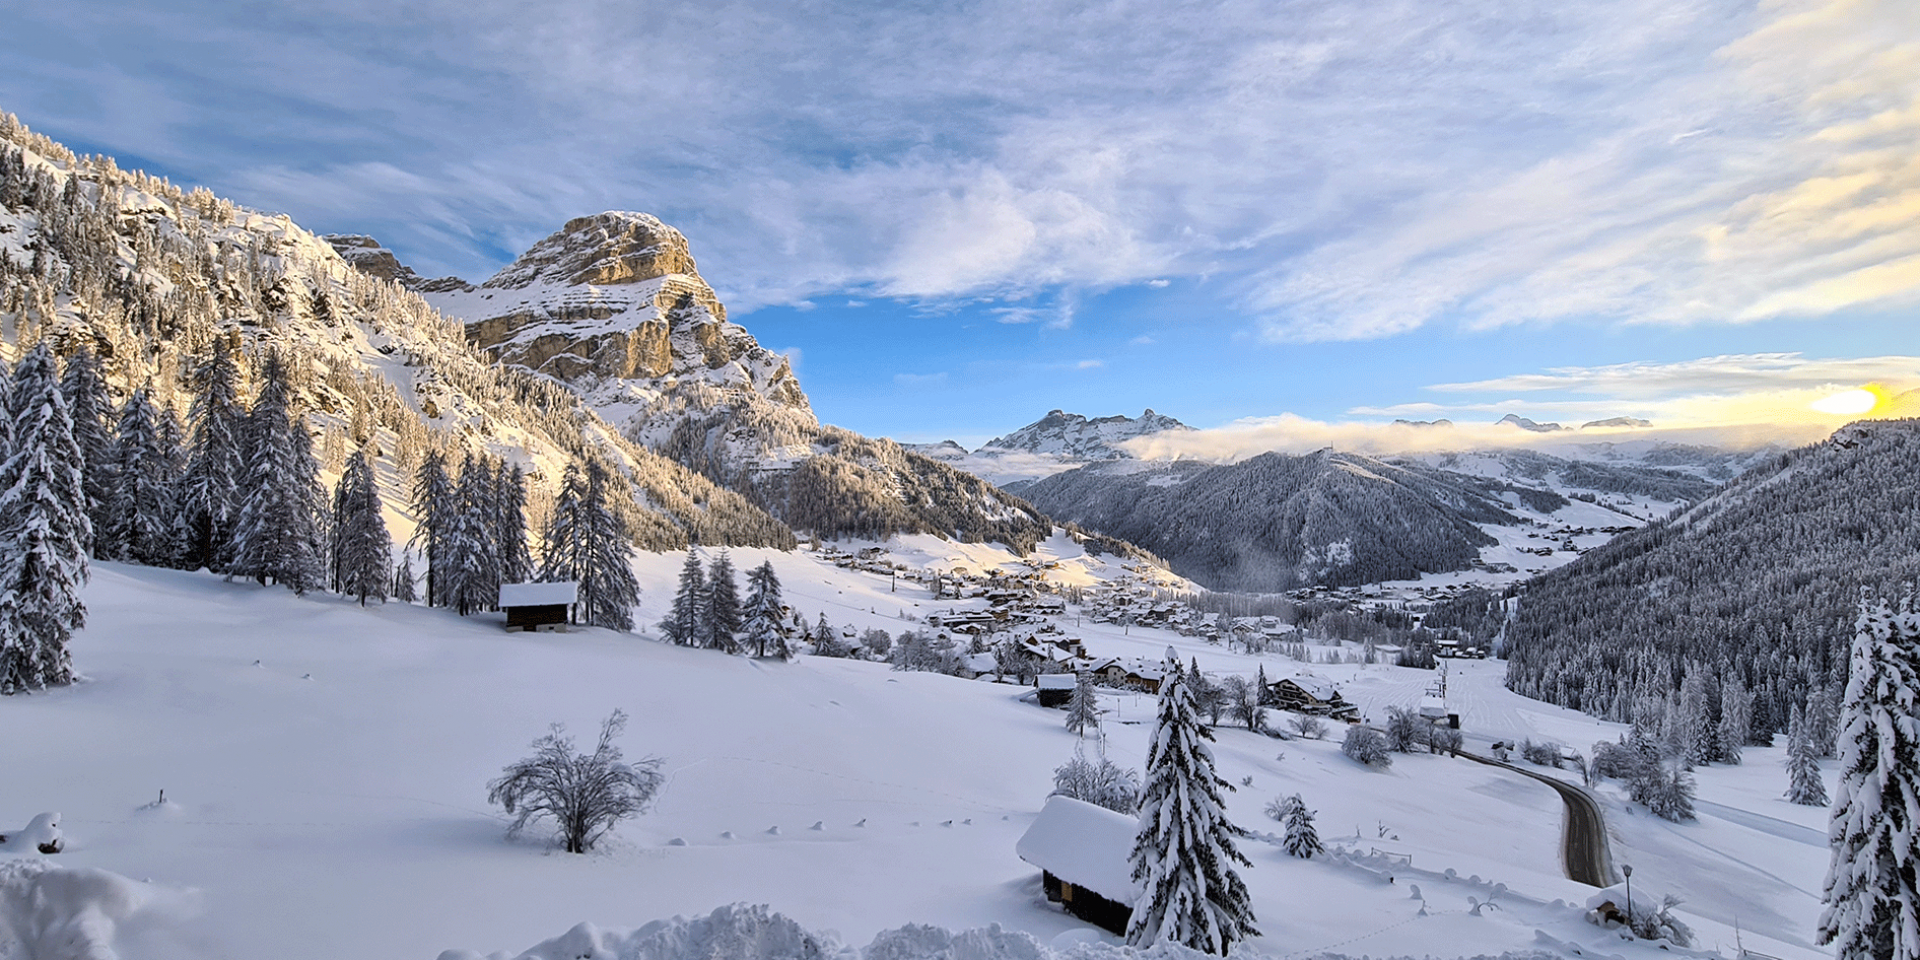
1499;419;1920;744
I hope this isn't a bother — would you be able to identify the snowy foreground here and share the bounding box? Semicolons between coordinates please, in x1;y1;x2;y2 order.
0;548;1833;960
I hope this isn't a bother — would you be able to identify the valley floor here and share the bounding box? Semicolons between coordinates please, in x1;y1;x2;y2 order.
0;550;1834;960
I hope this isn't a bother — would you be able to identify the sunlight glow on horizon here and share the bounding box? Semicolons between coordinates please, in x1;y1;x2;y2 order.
1810;387;1882;415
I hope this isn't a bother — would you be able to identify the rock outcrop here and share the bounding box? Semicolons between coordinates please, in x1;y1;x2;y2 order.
417;212;807;422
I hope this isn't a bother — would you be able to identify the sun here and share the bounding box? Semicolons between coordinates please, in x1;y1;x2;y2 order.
1811;387;1882;415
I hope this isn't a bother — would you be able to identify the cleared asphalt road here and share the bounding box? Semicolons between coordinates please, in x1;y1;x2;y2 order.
1458;750;1615;887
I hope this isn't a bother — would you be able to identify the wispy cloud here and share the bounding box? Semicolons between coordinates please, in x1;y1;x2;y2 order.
6;0;1914;335
894;371;949;387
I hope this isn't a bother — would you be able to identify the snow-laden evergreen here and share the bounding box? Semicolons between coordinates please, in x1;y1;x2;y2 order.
174;337;246;572
227;352;325;594
539;461;637;632
1125;652;1257;954
99;387;175;565
392;551;418;604
1065;671;1102;737
743;559;787;660
662;545;707;646
1818;596;1920;960
495;464;533;588
410;451;457;608
705;549;742;653
56;344;111;552
442;455;502;616
1280;794;1322;859
329;450;391;606
1717;676;1750;765
0;344;88;693
1785;705;1828;807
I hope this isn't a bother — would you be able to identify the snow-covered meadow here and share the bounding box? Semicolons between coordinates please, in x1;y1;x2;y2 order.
0;543;1834;960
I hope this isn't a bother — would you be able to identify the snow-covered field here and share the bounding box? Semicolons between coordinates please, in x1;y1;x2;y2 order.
0;550;1833;960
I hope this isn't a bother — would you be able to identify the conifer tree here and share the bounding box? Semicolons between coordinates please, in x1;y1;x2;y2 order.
174;336;245;571
744;559;785;659
1678;665;1715;768
573;461;637;631
1065;670;1102;737
537;463;584;592
329;449;391;605
100;387;175;564
409;450;456;607
228;351;324;593
57;344;112;551
1785;705;1828;807
662;546;706;646
705;549;742;653
496;463;533;587
1818;597;1920;960
0;344;89;693
1280;795;1322;859
393;551;418;604
1717;676;1750;765
1126;652;1258;953
441;454;501;616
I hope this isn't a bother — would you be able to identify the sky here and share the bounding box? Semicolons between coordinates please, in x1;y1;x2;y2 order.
2;0;1916;450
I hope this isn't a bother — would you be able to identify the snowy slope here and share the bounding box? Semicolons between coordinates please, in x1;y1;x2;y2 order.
0;558;1831;960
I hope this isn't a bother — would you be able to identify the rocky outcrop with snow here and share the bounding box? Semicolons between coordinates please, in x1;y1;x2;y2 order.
983;409;1191;461
420;212;807;425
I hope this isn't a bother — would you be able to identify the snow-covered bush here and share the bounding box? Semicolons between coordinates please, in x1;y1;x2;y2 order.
1636;761;1696;822
1521;739;1564;768
810;630;858;659
1428;726;1464;756
1220;675;1266;732
1341;725;1391;768
1051;750;1139;814
889;631;964;675
1289;715;1328;740
1384;707;1426;752
487;710;664;853
860;628;893;659
1632;894;1695;945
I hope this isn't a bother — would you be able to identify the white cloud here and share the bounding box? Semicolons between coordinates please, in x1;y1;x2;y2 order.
893;371;949;387
1075;359;1105;370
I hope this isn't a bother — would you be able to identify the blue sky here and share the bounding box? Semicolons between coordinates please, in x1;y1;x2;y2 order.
4;0;1916;449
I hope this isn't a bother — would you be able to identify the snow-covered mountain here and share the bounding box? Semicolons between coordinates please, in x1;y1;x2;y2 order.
339;210;1061;553
907;409;1192;485
1500;416;1920;733
0;112;793;550
1013;447;1731;592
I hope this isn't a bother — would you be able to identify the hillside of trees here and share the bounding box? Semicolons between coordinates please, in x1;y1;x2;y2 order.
1498;418;1920;744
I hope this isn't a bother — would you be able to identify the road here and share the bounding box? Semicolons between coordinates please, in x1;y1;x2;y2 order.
1458;750;1614;887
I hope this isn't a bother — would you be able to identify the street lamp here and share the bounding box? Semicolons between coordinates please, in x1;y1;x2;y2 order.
1622;864;1633;932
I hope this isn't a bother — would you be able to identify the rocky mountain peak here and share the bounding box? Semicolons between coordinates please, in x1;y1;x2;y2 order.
483;211;705;294
984;408;1193;458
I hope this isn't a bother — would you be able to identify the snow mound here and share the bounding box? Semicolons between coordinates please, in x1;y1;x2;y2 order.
0;858;201;960
0;813;62;854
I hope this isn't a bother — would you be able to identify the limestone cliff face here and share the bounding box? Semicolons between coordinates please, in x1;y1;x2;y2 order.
405;212;808;425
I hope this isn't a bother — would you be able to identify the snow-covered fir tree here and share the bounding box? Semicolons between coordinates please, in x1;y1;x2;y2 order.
495;463;532;588
0;344;89;693
99;387;176;565
572;461;637;631
329;449;390;605
409;450;456;608
1065;671;1102;737
1785;704;1828;807
442;455;502;616
1717;676;1750;765
392;551;418;604
1280;795;1322;859
1818;597;1920;960
56;344;112;552
705;549;742;653
174;336;246;571
1678;665;1715;768
1126;652;1258;953
227;352;324;593
743;559;786;659
661;545;707;646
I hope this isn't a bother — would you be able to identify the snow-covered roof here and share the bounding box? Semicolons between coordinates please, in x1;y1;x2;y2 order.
499;581;578;607
1278;673;1338;700
964;653;998;673
1038;674;1078;690
1016;795;1139;904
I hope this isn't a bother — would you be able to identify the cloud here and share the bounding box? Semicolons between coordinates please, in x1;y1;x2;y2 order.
1123;351;1920;461
893;371;949;387
1146;279;1171;288
6;0;1915;335
1130;335;1156;345
1074;359;1105;370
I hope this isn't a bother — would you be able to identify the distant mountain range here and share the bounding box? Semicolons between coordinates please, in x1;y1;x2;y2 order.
906;409;1193;485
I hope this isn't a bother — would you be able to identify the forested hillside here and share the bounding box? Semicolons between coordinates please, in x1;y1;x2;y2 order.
1500;418;1920;743
0;112;794;551
1015;451;1531;591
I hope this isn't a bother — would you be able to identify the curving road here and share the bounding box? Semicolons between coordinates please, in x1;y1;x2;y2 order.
1458;750;1614;887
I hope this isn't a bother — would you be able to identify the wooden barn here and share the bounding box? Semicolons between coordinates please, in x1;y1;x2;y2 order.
498;581;577;632
1016;795;1137;935
1036;673;1078;707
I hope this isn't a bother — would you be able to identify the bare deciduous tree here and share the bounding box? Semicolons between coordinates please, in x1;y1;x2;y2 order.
487;710;664;853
